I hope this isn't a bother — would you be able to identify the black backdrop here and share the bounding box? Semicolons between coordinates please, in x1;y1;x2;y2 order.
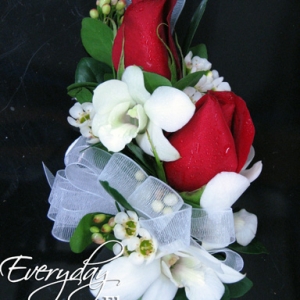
1;0;300;299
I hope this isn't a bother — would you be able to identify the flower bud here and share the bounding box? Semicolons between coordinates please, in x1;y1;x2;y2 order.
89;8;99;19
116;0;126;11
90;226;100;233
102;3;111;15
100;0;110;7
116;8;124;15
108;217;116;227
91;233;105;244
93;213;106;223
101;223;113;233
111;0;118;5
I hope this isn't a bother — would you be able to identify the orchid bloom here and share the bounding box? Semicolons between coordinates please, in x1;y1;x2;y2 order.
200;147;263;211
196;148;262;250
90;245;245;300
92;66;195;161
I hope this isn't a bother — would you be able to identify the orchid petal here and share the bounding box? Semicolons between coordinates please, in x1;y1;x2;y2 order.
136;121;180;161
144;86;195;132
240;161;263;183
90;257;160;300
127;104;148;133
182;246;245;284
170;256;225;300
200;172;250;210
91;113;108;136
217;263;246;284
142;273;178;300
92;80;134;114
122;66;150;105
97;123;138;152
242;146;255;170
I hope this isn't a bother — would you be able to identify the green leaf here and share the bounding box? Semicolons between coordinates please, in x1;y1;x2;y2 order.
81;18;114;67
227;277;253;298
126;142;156;176
146;131;167;183
70;213;94;253
70;212;113;253
182;0;208;55
180;186;205;208
189;43;208;59
117;37;125;80
228;238;269;255
143;71;172;93
174;288;188;300
173;70;207;90
221;284;231;300
75;57;112;83
100;181;137;212
67;82;98;103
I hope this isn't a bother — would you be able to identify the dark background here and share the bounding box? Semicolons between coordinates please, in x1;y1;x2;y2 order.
1;0;299;299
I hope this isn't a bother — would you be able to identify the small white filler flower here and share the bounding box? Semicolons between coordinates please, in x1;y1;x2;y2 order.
234;208;258;246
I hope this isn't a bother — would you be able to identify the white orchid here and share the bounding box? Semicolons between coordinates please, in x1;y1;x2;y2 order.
200;148;263;211
197;148;262;250
90;245;245;300
67;102;99;143
234;209;258;246
92;65;195;161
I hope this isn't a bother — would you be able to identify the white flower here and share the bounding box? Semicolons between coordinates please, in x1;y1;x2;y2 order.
183;86;203;103
113;211;139;240
234;209;258;246
200;148;263;211
92;65;195;161
67;102;99;143
184;51;212;73
127;228;158;265
195;70;231;94
90;245;244;300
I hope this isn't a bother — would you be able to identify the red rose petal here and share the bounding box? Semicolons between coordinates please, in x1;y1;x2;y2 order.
164;93;238;191
112;0;179;79
208;91;255;172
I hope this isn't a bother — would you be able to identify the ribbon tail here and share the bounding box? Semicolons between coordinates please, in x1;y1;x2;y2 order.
42;162;55;188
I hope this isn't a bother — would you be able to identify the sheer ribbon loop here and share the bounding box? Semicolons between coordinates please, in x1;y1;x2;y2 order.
191;208;235;248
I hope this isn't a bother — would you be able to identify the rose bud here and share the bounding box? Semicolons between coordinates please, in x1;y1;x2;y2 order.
164;91;255;191
112;0;180;79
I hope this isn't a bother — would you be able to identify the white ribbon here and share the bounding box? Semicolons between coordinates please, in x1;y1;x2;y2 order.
191;208;236;248
44;137;243;271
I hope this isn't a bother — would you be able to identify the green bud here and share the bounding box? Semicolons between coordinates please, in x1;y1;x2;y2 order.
91;233;105;244
111;0;118;5
90;226;100;233
116;8;124;15
89;8;99;19
100;0;110;7
102;3;111;15
101;223;113;233
116;0;126;11
93;213;106;224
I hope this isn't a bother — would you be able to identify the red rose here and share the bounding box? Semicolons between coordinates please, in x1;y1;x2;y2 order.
164;91;255;191
112;0;180;79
